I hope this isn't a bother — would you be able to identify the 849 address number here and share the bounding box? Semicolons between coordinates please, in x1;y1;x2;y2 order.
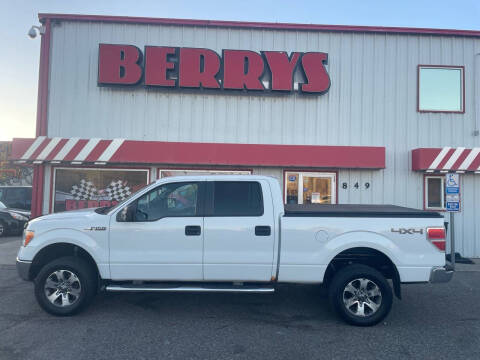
342;182;370;190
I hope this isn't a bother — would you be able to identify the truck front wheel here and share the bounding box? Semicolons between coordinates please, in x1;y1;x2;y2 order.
328;264;393;326
34;256;97;316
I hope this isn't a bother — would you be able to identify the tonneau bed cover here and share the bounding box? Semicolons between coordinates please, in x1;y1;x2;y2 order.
284;204;443;218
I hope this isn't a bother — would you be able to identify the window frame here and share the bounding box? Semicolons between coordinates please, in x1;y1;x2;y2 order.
417;65;465;114
126;181;205;222
424;175;445;211
204;181;264;217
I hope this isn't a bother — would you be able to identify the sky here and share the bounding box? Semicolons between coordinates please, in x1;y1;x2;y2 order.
1;0;480;141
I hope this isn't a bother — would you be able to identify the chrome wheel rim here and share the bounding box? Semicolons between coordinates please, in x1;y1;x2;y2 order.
44;270;82;307
343;278;382;317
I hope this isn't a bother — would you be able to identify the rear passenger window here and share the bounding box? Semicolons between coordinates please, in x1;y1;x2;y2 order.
213;181;263;216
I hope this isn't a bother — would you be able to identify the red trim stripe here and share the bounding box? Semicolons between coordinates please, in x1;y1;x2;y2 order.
110;141;385;168
412;148;440;171
35;19;51;137
31;165;45;218
38;13;480;38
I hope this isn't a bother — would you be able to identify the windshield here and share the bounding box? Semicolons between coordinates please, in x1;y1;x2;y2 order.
0;201;6;209
106;182;154;214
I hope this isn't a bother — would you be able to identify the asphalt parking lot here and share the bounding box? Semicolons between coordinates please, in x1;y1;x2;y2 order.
1;236;479;360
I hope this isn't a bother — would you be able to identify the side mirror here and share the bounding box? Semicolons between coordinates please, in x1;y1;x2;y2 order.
116;203;136;222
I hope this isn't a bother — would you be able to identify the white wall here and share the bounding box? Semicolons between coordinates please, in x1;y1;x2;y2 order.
44;20;480;256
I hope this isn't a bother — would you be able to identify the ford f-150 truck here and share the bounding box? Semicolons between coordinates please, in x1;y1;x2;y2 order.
16;175;453;326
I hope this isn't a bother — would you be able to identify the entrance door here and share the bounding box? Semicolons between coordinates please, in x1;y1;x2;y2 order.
203;180;275;281
285;172;336;204
109;181;204;281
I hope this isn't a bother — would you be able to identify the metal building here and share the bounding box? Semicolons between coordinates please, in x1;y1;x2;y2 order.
11;14;480;257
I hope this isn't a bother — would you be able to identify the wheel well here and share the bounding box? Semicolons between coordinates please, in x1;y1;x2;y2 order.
29;243;99;281
324;247;401;299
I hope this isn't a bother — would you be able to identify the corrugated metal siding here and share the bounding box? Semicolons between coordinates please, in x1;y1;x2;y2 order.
45;21;480;256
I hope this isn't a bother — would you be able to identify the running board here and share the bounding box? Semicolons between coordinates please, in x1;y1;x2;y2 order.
106;284;275;293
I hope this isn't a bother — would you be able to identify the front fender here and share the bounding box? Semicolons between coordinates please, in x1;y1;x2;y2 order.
17;228;109;279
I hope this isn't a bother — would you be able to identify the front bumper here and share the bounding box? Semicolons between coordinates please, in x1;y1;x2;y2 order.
429;265;454;283
16;257;32;281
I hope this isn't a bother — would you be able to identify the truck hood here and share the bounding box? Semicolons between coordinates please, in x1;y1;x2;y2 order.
27;208;110;235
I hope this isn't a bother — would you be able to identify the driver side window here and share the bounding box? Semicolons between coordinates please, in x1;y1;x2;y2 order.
134;182;199;221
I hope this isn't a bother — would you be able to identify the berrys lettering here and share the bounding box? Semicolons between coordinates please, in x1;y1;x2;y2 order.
98;44;330;94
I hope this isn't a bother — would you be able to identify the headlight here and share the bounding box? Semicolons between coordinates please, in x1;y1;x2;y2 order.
9;212;28;221
23;230;34;247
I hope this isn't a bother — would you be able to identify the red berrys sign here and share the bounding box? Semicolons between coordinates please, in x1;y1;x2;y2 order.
98;44;330;94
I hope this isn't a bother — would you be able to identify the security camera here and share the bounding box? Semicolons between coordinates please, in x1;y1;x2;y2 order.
28;26;37;38
28;25;45;39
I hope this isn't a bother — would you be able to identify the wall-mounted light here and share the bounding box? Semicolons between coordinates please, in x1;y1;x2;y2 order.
28;25;45;39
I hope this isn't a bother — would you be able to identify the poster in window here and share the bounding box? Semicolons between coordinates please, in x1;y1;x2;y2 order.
53;168;149;212
311;192;321;203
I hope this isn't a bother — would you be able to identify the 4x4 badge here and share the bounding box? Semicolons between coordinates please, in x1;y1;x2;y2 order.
391;228;423;235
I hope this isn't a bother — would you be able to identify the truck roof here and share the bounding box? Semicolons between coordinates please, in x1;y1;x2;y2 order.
155;175;275;182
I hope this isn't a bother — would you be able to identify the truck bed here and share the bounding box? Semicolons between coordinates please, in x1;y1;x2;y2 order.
284;204;443;218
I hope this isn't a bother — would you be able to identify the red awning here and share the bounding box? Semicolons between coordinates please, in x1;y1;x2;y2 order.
412;147;480;173
10;137;385;169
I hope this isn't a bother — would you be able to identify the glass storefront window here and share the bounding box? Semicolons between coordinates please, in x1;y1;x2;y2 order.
285;172;336;204
53;168;149;212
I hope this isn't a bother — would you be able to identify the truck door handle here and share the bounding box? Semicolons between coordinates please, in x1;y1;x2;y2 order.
255;226;271;236
185;225;201;236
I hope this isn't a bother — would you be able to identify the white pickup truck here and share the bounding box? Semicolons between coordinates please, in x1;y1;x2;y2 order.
17;175;452;326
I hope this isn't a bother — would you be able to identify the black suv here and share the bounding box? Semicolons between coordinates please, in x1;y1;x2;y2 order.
0;201;29;237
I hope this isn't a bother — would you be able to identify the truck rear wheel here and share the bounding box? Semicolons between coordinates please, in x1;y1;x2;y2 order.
34;256;97;316
328;264;393;326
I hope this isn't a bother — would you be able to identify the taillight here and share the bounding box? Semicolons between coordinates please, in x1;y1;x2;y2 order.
427;227;446;252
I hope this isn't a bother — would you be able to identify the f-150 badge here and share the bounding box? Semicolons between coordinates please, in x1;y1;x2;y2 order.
84;226;107;231
391;228;423;235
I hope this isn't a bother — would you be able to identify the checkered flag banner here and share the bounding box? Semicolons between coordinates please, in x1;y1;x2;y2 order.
70;179;98;200
104;180;132;201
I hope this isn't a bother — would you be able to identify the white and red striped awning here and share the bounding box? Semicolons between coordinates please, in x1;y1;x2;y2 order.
12;137;126;165
10;137;386;169
412;147;480;173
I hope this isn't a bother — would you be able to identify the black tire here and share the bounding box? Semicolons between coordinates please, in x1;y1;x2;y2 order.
328;264;393;326
0;220;5;237
34;256;97;316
